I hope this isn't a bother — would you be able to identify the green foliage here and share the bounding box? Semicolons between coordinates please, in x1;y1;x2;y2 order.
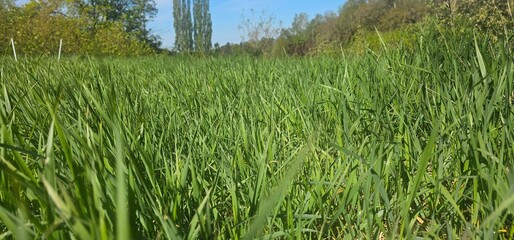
173;0;184;51
174;0;211;53
92;22;156;55
267;0;430;57
173;0;193;52
272;13;311;56
0;0;158;56
335;0;428;46
7;3;89;55
434;0;514;41
1;30;513;238
378;0;428;31
73;0;158;43
345;26;418;55
193;0;212;53
0;0;15;9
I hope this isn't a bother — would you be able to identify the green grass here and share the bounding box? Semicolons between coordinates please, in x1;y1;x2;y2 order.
0;33;513;239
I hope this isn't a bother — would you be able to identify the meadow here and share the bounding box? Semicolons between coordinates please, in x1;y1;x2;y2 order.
0;33;513;239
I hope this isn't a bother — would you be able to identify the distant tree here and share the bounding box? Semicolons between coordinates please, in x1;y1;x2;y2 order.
238;9;282;56
378;0;428;30
0;0;15;10
339;0;386;31
433;0;460;27
291;13;309;36
272;13;310;56
434;0;514;39
336;0;365;44
2;0;154;55
310;12;340;54
238;9;282;43
72;0;158;46
0;0;16;53
125;0;159;44
182;0;193;50
173;0;183;50
173;0;193;52
10;0;86;54
457;0;513;38
193;0;212;52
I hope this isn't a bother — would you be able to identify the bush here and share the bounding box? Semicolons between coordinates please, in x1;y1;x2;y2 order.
345;26;418;55
0;2;156;56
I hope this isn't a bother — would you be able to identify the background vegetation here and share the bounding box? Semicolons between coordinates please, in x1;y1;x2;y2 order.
1;0;514;239
1;23;514;238
2;0;513;56
220;0;514;57
0;0;160;55
172;0;212;53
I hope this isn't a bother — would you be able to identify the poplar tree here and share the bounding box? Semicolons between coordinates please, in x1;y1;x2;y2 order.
173;0;193;51
172;0;183;50
182;0;193;51
174;0;211;52
193;0;212;52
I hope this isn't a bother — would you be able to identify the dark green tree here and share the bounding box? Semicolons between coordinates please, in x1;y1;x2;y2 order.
457;0;513;38
193;0;212;52
181;0;193;51
272;13;310;56
173;0;193;51
0;0;15;9
378;0;428;30
0;0;16;53
72;0;158;46
433;0;513;40
173;0;183;50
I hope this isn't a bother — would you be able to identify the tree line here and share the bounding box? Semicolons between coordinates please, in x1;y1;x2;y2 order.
0;0;160;55
1;0;512;56
215;0;513;57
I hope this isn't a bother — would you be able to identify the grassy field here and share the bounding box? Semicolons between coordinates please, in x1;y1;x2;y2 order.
0;34;513;239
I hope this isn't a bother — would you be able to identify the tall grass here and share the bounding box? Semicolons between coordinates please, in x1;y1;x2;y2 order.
0;32;513;239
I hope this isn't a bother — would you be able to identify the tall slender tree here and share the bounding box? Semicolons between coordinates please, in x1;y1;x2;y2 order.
193;0;212;52
203;0;212;52
173;0;193;51
173;0;183;50
182;0;193;51
174;0;210;52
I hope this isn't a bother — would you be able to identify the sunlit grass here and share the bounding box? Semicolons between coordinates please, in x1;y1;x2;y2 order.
0;33;513;239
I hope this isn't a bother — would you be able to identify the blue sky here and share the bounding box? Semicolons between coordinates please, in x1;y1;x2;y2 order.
150;0;345;49
16;0;346;49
